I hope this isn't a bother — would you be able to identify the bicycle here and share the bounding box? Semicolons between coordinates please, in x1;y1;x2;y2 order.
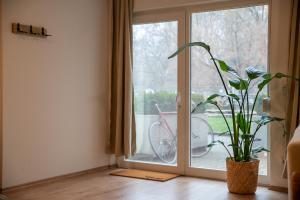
148;104;214;164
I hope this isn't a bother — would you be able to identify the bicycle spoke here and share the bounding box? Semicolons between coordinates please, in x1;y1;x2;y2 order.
191;116;214;158
149;118;177;164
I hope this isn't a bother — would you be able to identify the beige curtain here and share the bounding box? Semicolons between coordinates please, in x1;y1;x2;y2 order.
283;0;300;177
107;0;136;158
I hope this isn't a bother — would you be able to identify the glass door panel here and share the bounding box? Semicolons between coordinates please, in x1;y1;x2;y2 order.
189;5;269;175
129;21;179;165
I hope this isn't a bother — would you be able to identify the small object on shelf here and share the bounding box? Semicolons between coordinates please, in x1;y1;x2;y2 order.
12;23;52;37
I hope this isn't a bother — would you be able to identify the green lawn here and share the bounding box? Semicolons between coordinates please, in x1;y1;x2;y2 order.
207;115;233;134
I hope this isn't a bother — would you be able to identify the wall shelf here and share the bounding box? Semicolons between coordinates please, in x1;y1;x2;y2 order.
12;23;52;38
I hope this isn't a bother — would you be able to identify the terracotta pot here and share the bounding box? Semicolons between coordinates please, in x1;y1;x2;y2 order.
226;159;259;194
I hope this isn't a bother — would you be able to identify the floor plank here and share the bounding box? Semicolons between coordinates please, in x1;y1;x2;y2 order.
3;169;288;200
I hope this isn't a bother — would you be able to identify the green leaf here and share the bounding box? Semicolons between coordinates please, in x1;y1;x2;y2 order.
245;66;265;80
168;42;210;59
262;73;272;79
254;115;284;126
207;93;240;101
274;72;300;81
240;134;254;140
191;100;217;114
218;131;230;136
207;94;220;101
229;79;249;90
214;59;238;77
258;72;299;91
252;146;270;156
239;79;249;89
207;140;219;148
237;113;248;133
208;140;231;150
191;102;205;114
228;93;240;101
258;77;272;91
274;73;291;79
229;79;240;90
207;143;216;148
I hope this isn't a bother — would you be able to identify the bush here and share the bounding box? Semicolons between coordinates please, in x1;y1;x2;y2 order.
134;91;205;115
134;91;265;115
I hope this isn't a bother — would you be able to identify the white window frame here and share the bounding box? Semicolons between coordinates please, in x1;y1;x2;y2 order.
183;0;270;185
118;9;186;175
118;0;292;188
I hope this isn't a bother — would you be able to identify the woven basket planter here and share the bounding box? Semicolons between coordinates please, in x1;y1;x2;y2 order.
226;159;259;194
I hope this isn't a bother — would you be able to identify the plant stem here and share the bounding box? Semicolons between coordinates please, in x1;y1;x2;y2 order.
208;52;230;96
208;51;238;159
245;80;253;160
249;124;263;152
214;104;233;139
243;89;260;161
246;88;250;132
248;90;260;134
218;141;233;160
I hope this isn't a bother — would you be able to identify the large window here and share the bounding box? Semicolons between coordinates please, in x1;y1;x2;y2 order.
130;21;179;165
127;2;272;181
190;5;269;175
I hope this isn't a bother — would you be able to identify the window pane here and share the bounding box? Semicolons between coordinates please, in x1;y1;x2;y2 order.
190;5;269;175
130;21;178;165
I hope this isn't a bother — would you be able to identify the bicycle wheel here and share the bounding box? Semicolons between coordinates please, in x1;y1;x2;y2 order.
190;116;214;157
148;121;177;164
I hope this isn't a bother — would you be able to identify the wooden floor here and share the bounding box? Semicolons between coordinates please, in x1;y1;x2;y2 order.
3;169;288;200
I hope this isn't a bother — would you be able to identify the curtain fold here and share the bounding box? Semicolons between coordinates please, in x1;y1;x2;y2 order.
283;0;300;178
107;0;136;158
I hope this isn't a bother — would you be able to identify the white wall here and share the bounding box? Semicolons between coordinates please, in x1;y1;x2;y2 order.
2;0;111;188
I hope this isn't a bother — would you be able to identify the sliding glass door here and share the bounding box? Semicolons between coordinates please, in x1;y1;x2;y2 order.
188;4;269;178
125;11;186;174
120;1;282;185
131;21;179;164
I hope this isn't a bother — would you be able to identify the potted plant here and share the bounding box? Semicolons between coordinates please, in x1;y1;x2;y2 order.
169;42;296;194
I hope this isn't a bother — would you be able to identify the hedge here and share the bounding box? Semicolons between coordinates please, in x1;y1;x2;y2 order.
134;91;205;115
134;91;265;115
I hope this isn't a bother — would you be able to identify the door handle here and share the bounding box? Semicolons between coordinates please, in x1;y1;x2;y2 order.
262;97;270;113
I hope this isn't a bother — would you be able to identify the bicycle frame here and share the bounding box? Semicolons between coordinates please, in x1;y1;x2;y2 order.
155;104;177;138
